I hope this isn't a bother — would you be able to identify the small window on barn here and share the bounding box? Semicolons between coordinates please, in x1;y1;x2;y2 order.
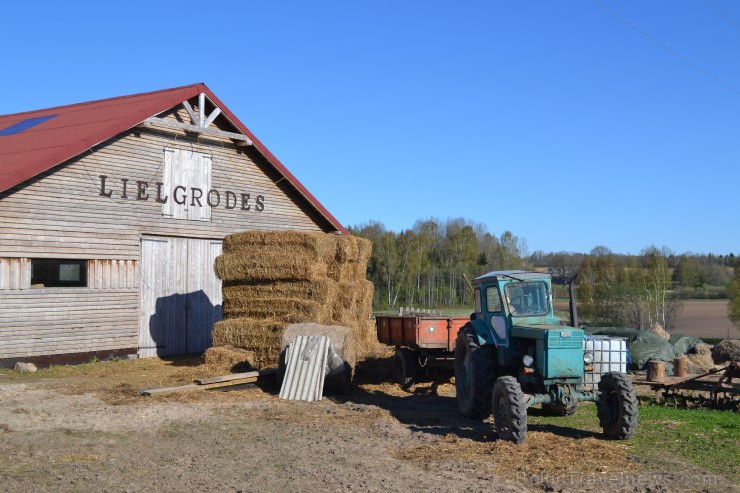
31;259;88;288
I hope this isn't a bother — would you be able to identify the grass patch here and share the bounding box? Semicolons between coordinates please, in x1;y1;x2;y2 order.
628;405;738;481
528;402;739;483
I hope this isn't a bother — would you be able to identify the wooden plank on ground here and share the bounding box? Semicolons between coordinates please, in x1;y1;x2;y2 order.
141;369;276;395
195;368;276;385
140;379;256;395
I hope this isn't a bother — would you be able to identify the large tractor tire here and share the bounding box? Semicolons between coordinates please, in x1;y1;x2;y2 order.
492;376;528;444
454;327;494;420
597;372;639;439
393;348;418;390
542;402;579;416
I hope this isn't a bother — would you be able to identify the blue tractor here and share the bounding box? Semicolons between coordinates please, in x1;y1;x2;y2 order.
455;270;638;443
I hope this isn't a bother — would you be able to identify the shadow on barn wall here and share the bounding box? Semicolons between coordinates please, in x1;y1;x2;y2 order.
148;290;222;358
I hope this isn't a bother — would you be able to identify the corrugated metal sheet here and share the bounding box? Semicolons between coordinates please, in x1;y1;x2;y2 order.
279;335;329;401
0;84;347;234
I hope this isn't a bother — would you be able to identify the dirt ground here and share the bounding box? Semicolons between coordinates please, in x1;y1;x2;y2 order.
672;300;739;340
0;354;735;493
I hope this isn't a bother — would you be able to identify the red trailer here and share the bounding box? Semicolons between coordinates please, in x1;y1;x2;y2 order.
376;314;470;389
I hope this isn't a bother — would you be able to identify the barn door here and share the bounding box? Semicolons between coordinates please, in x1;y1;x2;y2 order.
139;237;222;358
185;239;223;353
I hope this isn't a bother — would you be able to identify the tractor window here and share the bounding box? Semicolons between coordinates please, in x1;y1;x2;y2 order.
474;288;482;313
504;281;549;317
486;286;502;313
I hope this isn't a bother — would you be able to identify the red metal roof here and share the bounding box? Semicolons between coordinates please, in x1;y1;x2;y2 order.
0;83;347;234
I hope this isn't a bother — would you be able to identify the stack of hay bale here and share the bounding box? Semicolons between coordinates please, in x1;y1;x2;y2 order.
211;231;374;368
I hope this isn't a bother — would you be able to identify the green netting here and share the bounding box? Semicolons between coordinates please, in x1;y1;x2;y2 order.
669;334;702;356
589;327;677;372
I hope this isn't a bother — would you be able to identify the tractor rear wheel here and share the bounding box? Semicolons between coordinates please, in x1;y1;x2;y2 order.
492;376;528;444
542;402;579;416
454;327;494;420
393;348;418;390
597;372;638;439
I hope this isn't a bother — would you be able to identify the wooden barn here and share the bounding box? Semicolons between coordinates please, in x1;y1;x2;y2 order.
0;84;347;367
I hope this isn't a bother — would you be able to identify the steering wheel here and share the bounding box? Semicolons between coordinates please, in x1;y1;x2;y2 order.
509;294;533;315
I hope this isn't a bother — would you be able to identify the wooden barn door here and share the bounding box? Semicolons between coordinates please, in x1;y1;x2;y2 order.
139;237;222;358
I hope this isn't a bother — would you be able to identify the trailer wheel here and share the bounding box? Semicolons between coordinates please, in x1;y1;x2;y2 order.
393;348;417;390
492;376;528;444
597;372;638;440
542;402;579;416
455;327;494;420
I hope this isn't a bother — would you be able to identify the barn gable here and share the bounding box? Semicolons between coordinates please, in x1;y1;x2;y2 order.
0;85;347;365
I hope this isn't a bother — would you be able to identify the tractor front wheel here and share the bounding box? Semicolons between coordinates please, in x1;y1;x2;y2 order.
492;376;528;444
393;348;418;390
454;327;494;420
597;372;638;439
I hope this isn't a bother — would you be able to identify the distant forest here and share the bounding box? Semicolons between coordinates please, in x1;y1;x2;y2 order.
350;217;739;330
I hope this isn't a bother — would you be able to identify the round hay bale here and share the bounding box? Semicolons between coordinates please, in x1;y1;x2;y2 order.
281;323;358;370
711;339;740;364
686;352;716;374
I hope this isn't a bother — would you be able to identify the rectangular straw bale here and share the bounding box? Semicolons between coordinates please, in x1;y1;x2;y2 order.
332;280;373;311
223;280;338;304
215;253;328;282
359;279;374;314
223;231;336;260
360;318;379;345
211;318;286;367
333;234;359;263
203;345;255;372
355;237;372;265
222;297;332;323
330;235;372;265
327;261;368;282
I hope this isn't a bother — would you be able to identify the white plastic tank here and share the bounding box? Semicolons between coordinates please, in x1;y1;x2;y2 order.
582;335;628;390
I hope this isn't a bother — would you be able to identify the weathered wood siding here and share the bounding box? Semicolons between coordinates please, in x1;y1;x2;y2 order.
0;123;332;360
0;289;139;358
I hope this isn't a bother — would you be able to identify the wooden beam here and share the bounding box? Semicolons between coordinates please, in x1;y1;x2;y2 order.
182;100;198;126
139;375;266;395
203;108;222;128
199;93;205;128
195;368;276;385
139;117;253;145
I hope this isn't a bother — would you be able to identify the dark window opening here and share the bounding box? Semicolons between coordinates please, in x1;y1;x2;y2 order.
31;259;88;288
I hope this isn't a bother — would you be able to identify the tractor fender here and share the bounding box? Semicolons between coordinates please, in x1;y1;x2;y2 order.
465;318;509;348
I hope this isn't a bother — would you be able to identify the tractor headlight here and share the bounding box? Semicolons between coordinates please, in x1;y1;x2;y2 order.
522;355;534;367
583;352;594;364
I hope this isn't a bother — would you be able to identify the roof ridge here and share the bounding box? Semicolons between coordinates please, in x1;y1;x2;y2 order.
0;83;205;120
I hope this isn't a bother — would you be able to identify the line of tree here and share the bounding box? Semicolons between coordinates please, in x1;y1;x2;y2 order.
350;217;738;331
349;218;527;310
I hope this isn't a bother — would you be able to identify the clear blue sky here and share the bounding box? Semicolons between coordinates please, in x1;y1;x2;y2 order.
3;1;739;256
